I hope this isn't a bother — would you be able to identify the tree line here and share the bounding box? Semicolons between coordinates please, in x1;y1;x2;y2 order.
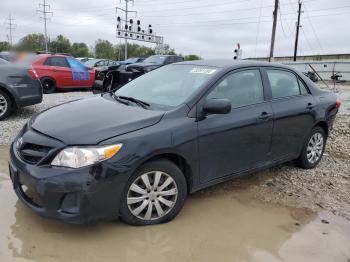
0;34;201;61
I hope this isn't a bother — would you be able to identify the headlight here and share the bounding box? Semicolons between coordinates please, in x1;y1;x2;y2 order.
51;144;122;169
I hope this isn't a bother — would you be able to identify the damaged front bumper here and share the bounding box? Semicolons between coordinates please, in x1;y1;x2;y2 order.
9;142;129;224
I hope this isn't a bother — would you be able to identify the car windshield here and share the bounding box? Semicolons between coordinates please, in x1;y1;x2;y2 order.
115;64;220;108
84;59;99;66
143;55;167;64
0;58;9;64
126;58;138;63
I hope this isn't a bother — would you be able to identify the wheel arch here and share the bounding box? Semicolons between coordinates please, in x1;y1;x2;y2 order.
313;121;329;137
137;152;194;194
0;84;17;108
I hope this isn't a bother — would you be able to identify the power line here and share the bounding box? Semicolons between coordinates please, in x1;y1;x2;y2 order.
37;0;53;53
5;14;17;46
254;0;263;58
303;3;323;52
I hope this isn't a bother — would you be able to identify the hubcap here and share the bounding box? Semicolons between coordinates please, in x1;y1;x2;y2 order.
0;94;8;117
127;171;178;221
307;132;324;164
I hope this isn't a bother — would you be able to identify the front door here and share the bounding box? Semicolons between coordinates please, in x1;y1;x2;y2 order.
197;68;273;183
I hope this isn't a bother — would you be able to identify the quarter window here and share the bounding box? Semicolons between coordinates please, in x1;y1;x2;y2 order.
207;69;264;108
266;70;301;98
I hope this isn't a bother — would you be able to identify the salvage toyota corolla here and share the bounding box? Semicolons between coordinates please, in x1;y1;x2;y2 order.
9;60;340;225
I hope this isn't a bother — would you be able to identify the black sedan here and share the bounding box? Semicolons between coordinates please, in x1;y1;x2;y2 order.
9;60;340;225
0;58;42;120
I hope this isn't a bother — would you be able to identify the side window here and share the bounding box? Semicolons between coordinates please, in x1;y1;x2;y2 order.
207;69;264;108
298;78;309;95
266;70;300;98
175;56;183;62
166;57;175;64
45;57;69;68
44;58;52;66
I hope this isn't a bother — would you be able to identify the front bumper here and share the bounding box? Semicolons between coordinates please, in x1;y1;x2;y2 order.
9;142;130;224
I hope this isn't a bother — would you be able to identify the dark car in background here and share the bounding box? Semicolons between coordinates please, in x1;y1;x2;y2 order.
84;59;119;68
0;58;42;120
9;60;340;225
126;55;184;73
92;55;184;93
118;57;146;65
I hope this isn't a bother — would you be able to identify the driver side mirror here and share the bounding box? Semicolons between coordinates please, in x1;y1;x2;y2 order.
203;98;231;115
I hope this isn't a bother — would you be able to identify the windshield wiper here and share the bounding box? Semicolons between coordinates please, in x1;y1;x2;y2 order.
118;96;150;109
110;92;130;106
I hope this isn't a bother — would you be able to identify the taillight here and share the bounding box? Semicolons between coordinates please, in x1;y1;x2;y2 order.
336;98;342;108
27;68;39;80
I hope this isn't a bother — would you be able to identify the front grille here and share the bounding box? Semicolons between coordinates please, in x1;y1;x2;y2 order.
19;143;52;164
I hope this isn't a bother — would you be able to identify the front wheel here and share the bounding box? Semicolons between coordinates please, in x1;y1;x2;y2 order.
120;159;187;226
296;126;326;169
0;90;13;121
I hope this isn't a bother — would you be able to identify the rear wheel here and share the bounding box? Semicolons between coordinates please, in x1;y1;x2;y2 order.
0;90;13;121
296;126;326;169
120;159;187;226
41;78;56;94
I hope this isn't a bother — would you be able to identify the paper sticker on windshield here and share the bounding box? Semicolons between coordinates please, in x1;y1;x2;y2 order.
190;68;217;75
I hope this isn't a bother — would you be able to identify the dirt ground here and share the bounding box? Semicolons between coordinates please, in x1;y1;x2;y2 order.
0;146;349;262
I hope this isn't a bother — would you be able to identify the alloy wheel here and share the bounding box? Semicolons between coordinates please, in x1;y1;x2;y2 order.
307;132;324;164
0;94;8;118
127;171;178;221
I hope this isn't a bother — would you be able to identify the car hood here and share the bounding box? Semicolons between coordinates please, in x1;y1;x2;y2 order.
30;95;165;145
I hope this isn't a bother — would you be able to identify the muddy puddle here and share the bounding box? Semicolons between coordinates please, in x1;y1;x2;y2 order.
0;146;349;262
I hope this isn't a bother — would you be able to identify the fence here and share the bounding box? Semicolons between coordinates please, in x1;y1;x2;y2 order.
282;61;350;81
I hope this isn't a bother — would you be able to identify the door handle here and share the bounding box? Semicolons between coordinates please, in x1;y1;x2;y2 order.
257;112;272;120
306;103;314;110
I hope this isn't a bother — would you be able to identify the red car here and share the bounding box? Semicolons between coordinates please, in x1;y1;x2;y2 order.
31;54;95;93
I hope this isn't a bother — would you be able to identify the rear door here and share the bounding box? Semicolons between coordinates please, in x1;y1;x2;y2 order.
44;57;72;87
262;68;316;160
197;68;273;183
66;57;93;88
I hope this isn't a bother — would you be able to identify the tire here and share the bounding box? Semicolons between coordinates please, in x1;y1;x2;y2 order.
120;159;187;226
41;78;56;94
0;90;13;121
296;126;326;169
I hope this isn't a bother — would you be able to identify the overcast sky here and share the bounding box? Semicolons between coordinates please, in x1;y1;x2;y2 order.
1;0;349;59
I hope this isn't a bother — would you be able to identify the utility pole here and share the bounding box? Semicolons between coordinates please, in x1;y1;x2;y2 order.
37;0;52;53
5;14;16;46
116;0;137;60
293;0;302;61
269;0;278;62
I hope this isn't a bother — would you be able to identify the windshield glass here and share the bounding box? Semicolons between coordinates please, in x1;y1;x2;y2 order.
84;59;99;66
116;64;219;108
143;55;166;64
126;58;138;63
0;58;9;64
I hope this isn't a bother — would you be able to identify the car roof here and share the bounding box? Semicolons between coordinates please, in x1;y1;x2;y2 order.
177;59;294;70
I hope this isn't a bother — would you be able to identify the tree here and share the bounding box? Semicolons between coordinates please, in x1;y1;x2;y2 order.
70;42;89;57
49;35;71;54
162;44;177;55
16;34;45;52
184;54;202;61
0;42;11;52
94;39;115;59
116;43;156;60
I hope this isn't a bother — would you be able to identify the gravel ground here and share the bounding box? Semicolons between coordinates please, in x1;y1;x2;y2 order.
0;86;349;220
